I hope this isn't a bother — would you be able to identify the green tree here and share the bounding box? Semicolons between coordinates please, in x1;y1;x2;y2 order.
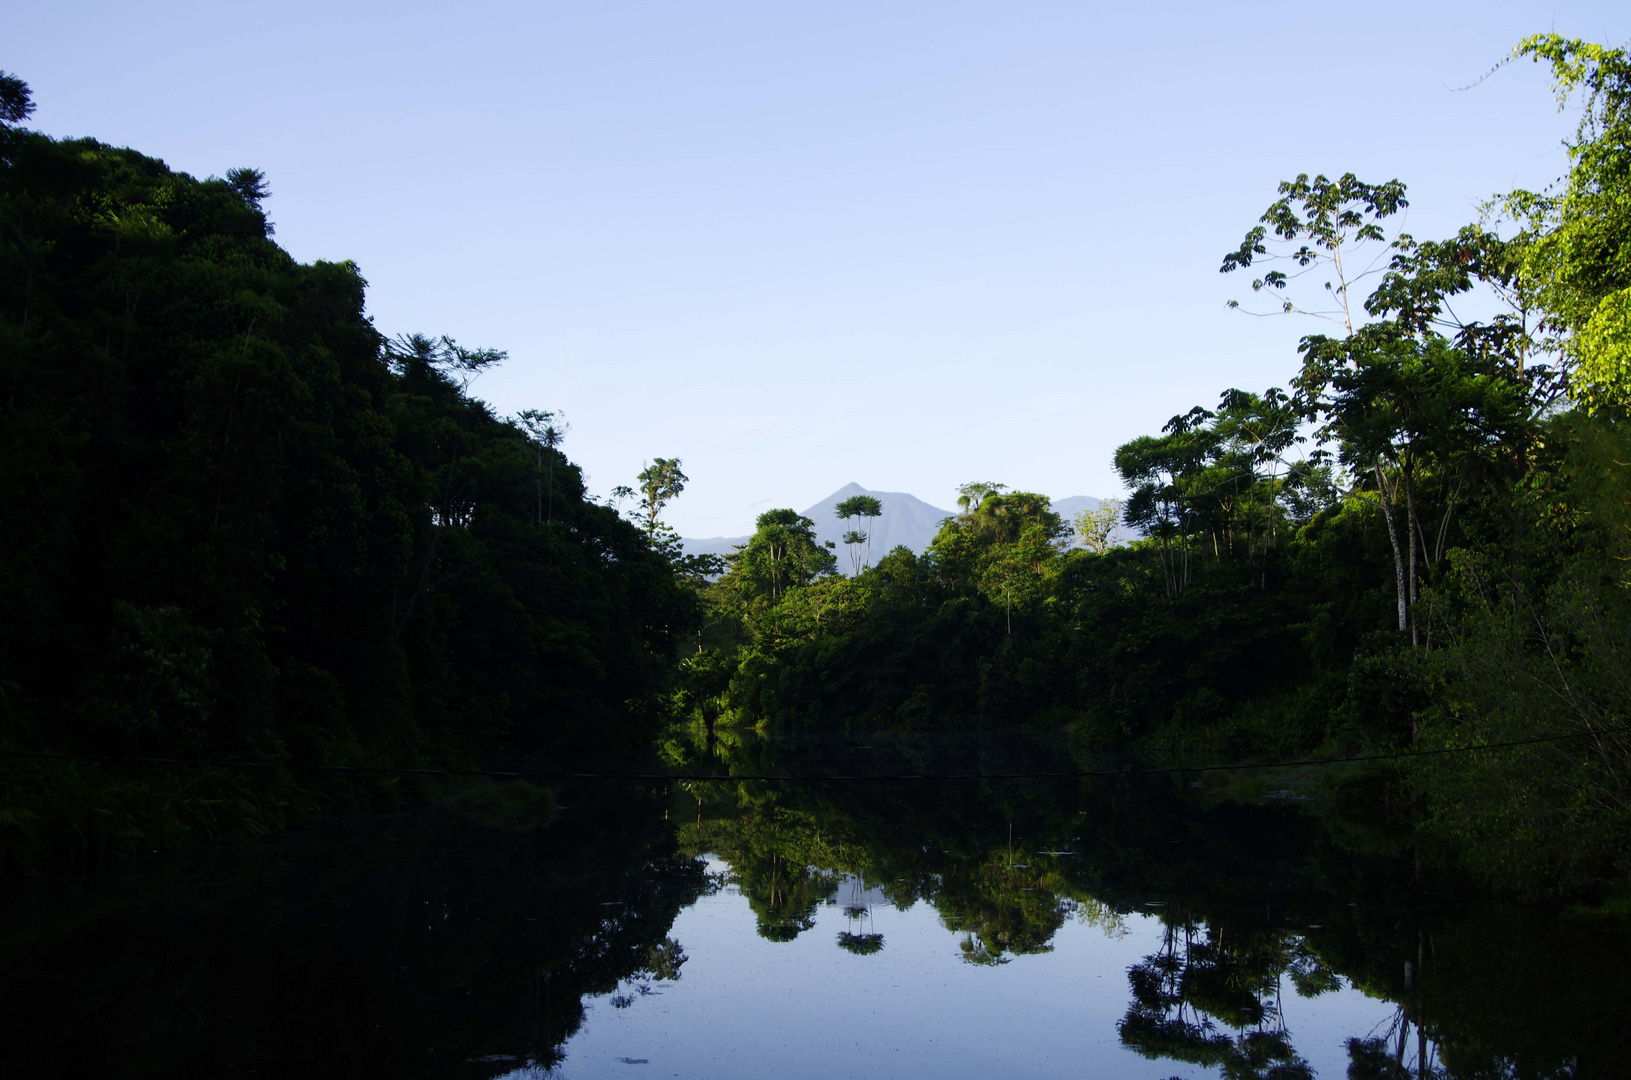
956;481;1006;515
1502;36;1631;409
1072;499;1123;554
1319;336;1527;645
931;488;1066;628
1114;409;1216;596
834;493;883;573
1223;167;1540;637
723;509;837;609
637;457;688;533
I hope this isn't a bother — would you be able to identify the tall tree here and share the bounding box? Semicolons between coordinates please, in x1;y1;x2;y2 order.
515;409;570;527
1222;172;1426;629
834;493;884;573
930;489;1066;623
637;457;688;534
1115;409;1216;596
858;495;883;568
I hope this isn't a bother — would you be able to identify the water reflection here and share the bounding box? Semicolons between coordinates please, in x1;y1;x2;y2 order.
664;728;1631;1079
0;783;707;1077
1119;914;1321;1078
2;730;1627;1077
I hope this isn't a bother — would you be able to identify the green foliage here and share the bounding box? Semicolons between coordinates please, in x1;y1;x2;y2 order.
719;509;837;613
1409;410;1631;891
1506;36;1631;408
0;116;695;863
1072;497;1122;553
834;493;883;573
637;456;688;532
1220;171;1408;330
668;35;1631;900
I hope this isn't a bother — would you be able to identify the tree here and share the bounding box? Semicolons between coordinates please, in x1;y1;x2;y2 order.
224;167;269;208
839;529;868;574
834;493;884;573
1220;172;1409;335
0;71;34;127
1212;387;1301;555
930;489;1066;630
637;457;688;533
1072;499;1123;554
515;409;570;527
0;72;35;250
956;481;1006;516
723;509;837;608
1501;36;1631;409
1220;171;1529;634
858;495;882;568
389;332;506;390
1114;409;1216;596
1319;336;1527;643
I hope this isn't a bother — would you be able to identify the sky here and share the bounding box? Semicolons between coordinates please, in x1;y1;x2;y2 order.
12;0;1629;537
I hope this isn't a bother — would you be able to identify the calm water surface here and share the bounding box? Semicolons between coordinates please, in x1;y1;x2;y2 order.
550;857;1395;1079
3;732;1626;1078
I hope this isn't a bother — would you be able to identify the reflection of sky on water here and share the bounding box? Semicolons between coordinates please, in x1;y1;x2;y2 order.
529;856;1398;1079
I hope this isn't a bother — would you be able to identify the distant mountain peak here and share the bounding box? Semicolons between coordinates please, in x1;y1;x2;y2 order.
682;486;1127;571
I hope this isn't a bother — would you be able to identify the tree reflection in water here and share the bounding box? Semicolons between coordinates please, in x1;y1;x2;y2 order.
667;726;1631;1079
837;874;885;955
4;728;1629;1077
0;781;712;1077
1118;911;1319;1079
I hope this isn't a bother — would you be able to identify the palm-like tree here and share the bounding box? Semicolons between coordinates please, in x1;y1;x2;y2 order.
834;494;885;572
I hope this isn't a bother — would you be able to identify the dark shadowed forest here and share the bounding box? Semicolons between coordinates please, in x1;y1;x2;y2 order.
2;35;1629;911
0;70;697;862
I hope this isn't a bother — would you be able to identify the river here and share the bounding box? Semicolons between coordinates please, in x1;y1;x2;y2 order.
2;731;1625;1077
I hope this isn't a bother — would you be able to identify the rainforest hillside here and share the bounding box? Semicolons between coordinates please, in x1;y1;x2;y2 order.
0;76;696;863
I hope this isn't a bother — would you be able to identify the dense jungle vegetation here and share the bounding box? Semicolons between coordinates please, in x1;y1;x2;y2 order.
1;33;1628;906
677;36;1631;895
0;72;701;864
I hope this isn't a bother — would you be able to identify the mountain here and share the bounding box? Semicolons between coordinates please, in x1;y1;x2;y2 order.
803;482;961;566
681;483;958;573
682;483;1132;574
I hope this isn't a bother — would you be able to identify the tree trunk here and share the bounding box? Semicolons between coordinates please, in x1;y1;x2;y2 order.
1404;457;1420;651
1376;459;1409;633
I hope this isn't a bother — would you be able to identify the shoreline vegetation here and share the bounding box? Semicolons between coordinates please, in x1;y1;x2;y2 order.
2;35;1629;903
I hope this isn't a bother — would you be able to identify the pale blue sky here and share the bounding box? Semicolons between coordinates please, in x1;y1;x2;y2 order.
13;1;1628;535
